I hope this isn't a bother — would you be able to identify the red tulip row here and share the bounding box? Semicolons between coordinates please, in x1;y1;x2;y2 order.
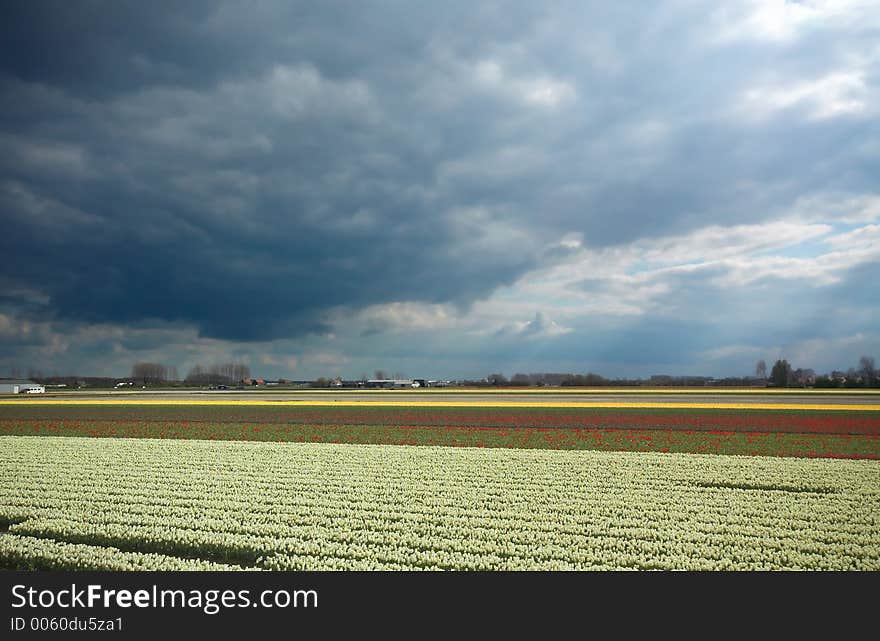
2;407;878;433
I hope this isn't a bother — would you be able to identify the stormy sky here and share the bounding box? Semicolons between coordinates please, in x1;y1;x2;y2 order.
1;1;878;380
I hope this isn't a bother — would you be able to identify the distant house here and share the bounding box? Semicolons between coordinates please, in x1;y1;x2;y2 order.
365;379;419;389
0;379;45;394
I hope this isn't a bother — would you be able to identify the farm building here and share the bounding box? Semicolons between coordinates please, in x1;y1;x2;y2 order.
0;379;45;394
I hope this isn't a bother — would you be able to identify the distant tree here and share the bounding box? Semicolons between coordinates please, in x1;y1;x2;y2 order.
207;362;251;383
755;360;767;379
844;368;862;388
184;362;250;386
374;370;387;380
792;368;815;388
311;377;330;388
132;362;168;386
858;356;876;386
185;364;205;384
813;375;838;389
487;373;508;386
770;360;792;388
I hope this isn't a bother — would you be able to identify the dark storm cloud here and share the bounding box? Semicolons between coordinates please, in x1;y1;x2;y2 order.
2;1;877;347
1;2;544;339
0;2;222;96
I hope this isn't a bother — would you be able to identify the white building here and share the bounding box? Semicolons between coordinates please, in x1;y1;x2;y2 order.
365;379;419;389
0;379;45;394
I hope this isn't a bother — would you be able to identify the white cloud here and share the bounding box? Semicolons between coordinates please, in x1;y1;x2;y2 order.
355;302;458;332
304;352;349;367
257;64;375;119
444;206;538;259
438;145;549;183
0;313;19;338
495;311;572;339
471;58;576;109
0;314;68;356
478;217;874;325
740;70;869;121
784;333;879;367
694;333;880;374
546;232;583;252
639;221;832;266
260;353;299;370
787;192;880;224
712;0;876;44
520;76;577;108
699;344;765;360
712;247;879;287
111;63;377;161
323;214;871;350
824;224;880;248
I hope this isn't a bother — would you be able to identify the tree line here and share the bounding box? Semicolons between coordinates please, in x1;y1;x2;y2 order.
184;362;252;386
14;354;879;389
128;362;251;386
472;355;879;388
761;356;878;388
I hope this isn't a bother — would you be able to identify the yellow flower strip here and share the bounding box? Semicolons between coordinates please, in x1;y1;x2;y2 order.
1;399;878;411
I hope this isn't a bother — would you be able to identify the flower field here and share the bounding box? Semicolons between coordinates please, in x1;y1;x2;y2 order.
1;436;877;571
1;420;879;458
2;400;878;571
1;404;878;458
2;404;879;433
